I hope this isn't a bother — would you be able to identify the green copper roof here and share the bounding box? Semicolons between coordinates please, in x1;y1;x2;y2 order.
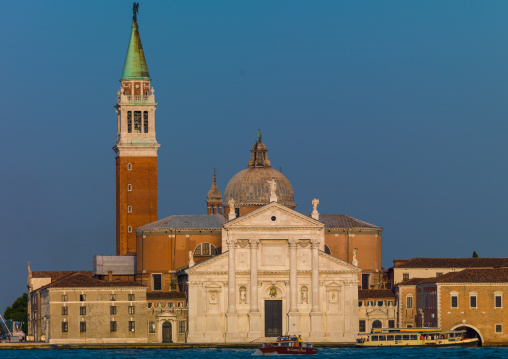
121;21;150;80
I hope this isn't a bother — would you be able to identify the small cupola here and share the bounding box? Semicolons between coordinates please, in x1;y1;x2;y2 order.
206;169;223;215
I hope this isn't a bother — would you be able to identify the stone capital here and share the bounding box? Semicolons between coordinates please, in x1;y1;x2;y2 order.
310;238;320;248
227;238;237;248
288;238;299;248
249;238;260;248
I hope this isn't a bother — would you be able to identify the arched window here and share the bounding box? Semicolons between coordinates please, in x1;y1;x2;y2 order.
324;245;331;255
194;243;218;257
372;320;382;329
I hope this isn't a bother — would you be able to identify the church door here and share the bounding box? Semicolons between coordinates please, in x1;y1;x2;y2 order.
265;300;282;337
162;321;172;343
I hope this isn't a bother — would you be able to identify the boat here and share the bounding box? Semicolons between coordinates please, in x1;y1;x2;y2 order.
356;328;479;347
258;336;317;355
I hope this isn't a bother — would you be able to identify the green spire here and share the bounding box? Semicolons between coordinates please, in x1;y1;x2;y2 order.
121;18;150;81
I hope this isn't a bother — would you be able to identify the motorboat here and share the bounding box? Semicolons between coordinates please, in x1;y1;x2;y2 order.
258;336;317;355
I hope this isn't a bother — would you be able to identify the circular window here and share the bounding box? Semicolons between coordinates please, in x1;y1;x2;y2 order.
271;216;276;221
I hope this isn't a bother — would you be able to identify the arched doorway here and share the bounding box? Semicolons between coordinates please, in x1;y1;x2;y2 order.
162;321;172;343
372;320;382;330
453;325;482;346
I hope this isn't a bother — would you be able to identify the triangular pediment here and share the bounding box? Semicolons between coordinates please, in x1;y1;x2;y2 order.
185;253;229;275
319;252;362;273
224;202;324;230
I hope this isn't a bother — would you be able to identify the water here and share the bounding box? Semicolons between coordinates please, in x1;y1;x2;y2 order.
0;347;506;359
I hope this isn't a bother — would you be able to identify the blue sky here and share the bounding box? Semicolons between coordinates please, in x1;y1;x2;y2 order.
1;1;507;311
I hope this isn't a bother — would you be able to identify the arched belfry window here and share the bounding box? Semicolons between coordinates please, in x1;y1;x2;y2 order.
194;243;218;257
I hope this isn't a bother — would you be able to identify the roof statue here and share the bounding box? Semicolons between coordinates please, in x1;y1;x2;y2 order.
352;248;359;266
268;177;278;203
311;198;319;220
132;2;139;22
257;129;262;143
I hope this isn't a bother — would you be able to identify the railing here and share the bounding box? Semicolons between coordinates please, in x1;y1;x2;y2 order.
118;94;155;104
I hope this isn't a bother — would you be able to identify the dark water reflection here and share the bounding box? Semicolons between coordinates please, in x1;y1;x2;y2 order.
0;347;506;359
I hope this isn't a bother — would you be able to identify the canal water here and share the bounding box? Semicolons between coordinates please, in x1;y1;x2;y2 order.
0;347;506;359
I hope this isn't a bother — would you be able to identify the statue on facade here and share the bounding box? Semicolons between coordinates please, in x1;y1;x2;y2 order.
188;250;195;267
240;287;246;304
301;286;308;304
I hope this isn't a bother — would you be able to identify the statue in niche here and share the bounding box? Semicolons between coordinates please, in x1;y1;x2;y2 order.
239;287;246;304
301;286;308;304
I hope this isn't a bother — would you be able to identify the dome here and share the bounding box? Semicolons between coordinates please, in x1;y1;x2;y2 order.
223;139;296;208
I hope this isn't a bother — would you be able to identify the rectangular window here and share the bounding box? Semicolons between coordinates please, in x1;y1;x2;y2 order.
61;306;68;315
407;325;413;328
61;294;68;302
110;306;116;315
157;302;164;308
167;302;173;308
395;335;402;341
387;300;394;306
403;273;409;281
128;294;135;301
470;296;477;308
389;320;395;328
149;321;156;334
80;294;86;302
110;294;116;301
129;321;135;332
128;305;135;314
62;322;68;332
371;335;378;342
153;274;162;291
80;306;86;315
451;296;458;308
148;302;153;308
496;324;502;333
358;301;363;307
178;321;186;333
134;111;142;133
128;226;132;233
143;111;148;133
436;272;443;277
178;301;184;308
362;274;370;290
127;111;132;133
495;295;502;308
359;320;366;332
110;321;117;332
202;243;210;256
407;297;413;308
80;322;86;332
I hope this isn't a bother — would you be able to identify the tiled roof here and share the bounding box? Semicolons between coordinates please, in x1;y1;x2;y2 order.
394;257;508;269
31;271;93;280
358;290;395;299
39;273;145;290
436;268;508;284
137;214;226;231
396;278;427;286
309;214;381;229
147;292;187;300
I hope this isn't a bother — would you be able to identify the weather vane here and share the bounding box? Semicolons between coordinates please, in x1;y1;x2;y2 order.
257;129;262;143
133;2;139;22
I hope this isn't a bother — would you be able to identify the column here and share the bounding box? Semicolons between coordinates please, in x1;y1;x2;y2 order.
288;237;300;335
309;238;324;340
248;238;262;338
225;238;240;341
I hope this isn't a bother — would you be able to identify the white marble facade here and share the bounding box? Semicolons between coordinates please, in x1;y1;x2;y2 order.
186;202;360;343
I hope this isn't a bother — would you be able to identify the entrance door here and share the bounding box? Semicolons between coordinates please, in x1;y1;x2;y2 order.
162;321;172;343
265;300;282;337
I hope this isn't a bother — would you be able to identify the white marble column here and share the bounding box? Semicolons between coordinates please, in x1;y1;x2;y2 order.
248;238;262;338
309;238;324;340
226;238;240;341
288;237;300;335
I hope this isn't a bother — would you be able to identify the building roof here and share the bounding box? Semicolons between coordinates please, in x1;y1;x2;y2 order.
31;271;93;280
394;257;508;269
358;290;395;299
39;273;144;290
431;268;508;284
147;292;187;300
223;140;296;208
396;278;427;286
137;214;227;232
121;19;149;80
314;214;381;229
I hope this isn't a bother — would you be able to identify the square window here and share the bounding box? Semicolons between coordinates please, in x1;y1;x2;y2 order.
157;302;164;308
403;273;409;280
110;321;117;332
178;321;186;333
80;294;86;302
436;272;443;277
61;306;68;315
61;322;68;332
80;306;86;315
377;300;384;307
110;294;116;301
149;321;156;334
495;295;502;308
129;321;135;332
61;295;68;302
387;300;394;306
496;324;502;333
128;294;135;301
110;306;116;315
470;296;477;308
153;274;162;291
451;296;458;308
128;305;135;314
167;302;173;308
359;320;366;332
80;322;86;332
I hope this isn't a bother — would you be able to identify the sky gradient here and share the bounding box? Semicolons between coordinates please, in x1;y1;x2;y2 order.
1;1;507;312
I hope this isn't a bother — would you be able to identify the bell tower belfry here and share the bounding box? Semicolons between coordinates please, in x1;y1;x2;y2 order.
113;5;159;255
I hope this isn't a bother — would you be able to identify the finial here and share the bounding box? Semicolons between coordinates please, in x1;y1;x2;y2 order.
214;167;217;175
279;166;283;173
257;129;262;143
311;198;319;220
132;2;139;22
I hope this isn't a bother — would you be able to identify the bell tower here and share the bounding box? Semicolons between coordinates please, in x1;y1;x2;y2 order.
113;5;159;255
